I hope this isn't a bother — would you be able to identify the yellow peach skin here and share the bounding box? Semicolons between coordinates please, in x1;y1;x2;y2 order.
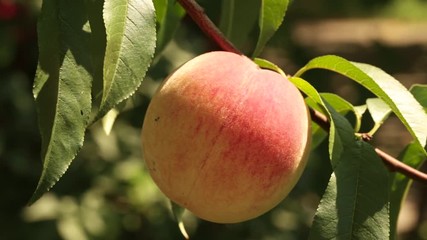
141;51;311;223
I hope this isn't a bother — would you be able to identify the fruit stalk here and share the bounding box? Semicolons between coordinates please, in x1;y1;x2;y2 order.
177;0;427;183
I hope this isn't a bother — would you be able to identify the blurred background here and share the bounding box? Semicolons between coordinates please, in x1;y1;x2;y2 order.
1;0;427;239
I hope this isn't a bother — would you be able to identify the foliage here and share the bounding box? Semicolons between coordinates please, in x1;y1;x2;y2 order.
2;0;427;239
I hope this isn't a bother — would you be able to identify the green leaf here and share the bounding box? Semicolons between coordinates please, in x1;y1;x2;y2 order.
253;0;289;57
290;77;390;239
86;0;107;120
389;142;426;239
153;0;167;21
354;104;367;118
366;98;392;123
30;0;93;204
294;55;427;154
290;77;345;167
290;75;390;239
253;57;287;75
154;0;184;55
320;93;364;132
410;84;427;111
309;106;390;240
304;96;327;150
305;93;357;149
366;98;392;136
95;0;156;121
219;0;260;51
353;105;367;132
288;78;329;116
293;60;390;239
320;93;354;115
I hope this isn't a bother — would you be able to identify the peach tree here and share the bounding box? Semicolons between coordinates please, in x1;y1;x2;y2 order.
30;0;427;239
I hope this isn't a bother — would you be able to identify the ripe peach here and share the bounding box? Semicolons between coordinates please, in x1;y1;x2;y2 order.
141;51;311;223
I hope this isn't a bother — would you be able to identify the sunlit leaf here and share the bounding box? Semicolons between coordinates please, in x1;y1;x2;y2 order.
253;57;287;75
354;104;367;118
294;55;427;154
30;0;93;204
289;77;344;167
366;98;392;135
95;0;156;122
353;104;367;132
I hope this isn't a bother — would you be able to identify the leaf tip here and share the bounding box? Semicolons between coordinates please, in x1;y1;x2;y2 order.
27;159;74;205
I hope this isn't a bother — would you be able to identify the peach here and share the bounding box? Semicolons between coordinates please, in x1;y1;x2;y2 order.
141;51;311;223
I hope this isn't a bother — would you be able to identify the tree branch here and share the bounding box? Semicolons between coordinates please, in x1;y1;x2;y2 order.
375;148;427;182
177;0;427;183
309;107;427;182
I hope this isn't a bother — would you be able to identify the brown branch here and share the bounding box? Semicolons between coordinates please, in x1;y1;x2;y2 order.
308;108;330;130
177;0;427;183
375;148;427;182
176;0;240;54
310;107;427;182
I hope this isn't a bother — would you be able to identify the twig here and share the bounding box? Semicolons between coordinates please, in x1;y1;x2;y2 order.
310;107;427;182
308;108;330;130
177;0;427;183
375;148;427;182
